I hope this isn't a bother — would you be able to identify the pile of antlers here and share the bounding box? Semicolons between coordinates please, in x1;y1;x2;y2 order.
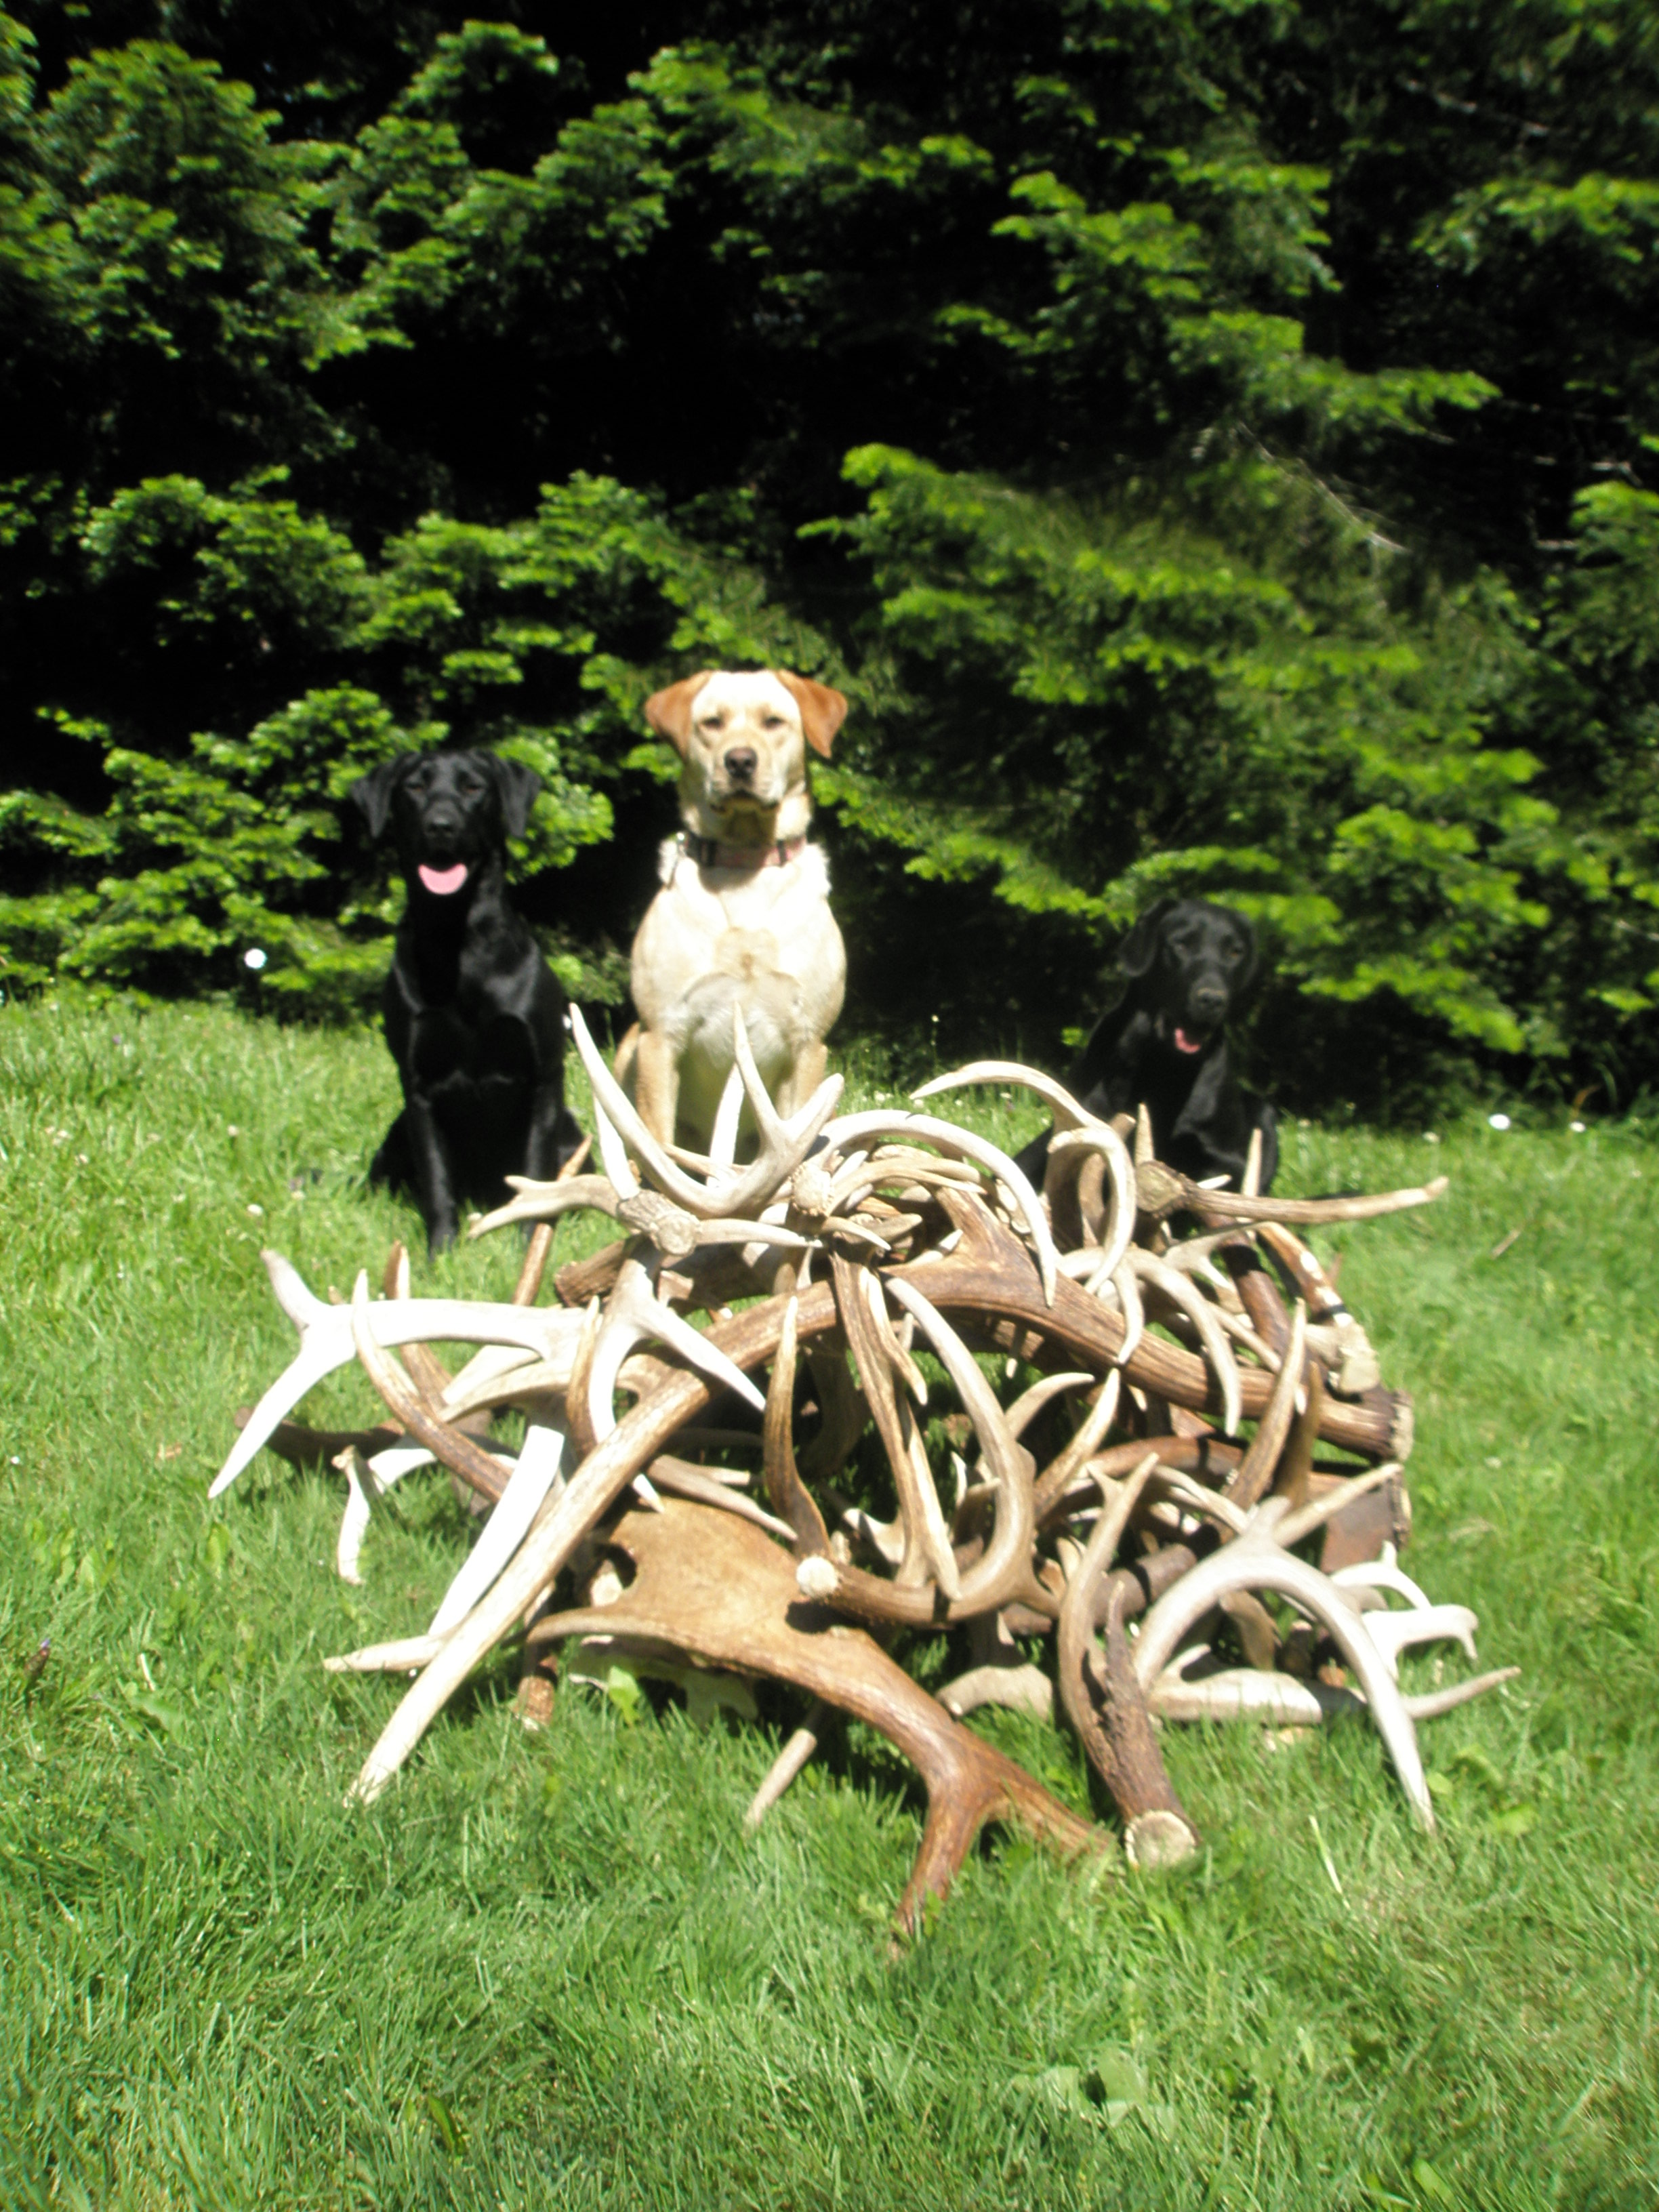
214;1013;1514;1931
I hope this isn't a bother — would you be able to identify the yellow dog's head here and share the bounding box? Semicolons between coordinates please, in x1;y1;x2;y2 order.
644;668;846;840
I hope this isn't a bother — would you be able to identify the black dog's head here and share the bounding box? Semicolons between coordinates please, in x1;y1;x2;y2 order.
1118;897;1258;1054
350;750;541;901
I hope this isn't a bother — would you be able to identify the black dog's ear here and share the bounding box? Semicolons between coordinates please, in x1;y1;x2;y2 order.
489;754;542;840
1118;897;1175;979
350;757;407;841
1230;910;1261;994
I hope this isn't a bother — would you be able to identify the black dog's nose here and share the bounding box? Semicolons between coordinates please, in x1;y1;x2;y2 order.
1191;984;1229;1018
724;747;758;783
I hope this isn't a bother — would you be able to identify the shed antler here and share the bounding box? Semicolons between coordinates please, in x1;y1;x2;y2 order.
213;1054;1507;1931
529;1499;1107;1933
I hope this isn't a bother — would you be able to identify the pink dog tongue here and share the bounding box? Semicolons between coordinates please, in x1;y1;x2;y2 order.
418;862;468;895
1173;1027;1202;1054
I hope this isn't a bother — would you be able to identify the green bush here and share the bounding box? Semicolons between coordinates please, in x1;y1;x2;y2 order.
1;1;1656;1108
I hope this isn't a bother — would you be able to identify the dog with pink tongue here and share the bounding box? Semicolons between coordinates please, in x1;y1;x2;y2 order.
350;747;583;1254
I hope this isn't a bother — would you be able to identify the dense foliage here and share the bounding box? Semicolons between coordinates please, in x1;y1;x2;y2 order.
1;0;1656;1106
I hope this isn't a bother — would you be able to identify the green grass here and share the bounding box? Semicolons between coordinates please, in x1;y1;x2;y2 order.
1;996;1655;2211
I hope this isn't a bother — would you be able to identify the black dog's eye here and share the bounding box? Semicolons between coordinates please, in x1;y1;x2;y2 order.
1222;943;1242;963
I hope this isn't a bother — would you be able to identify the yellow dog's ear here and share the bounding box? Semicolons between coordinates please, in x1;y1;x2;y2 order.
773;670;847;759
643;670;715;754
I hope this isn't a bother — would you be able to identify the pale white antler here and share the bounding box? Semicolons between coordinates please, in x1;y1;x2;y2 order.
912;1059;1100;1131
1126;1248;1243;1435
212;1252;585;1496
584;1255;766;1450
816;1111;1057;1303
1130;1516;1436;1831
567;1004;844;1221
428;1424;567;1637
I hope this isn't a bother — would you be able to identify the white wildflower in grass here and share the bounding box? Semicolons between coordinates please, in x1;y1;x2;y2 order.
244;947;268;970
1488;1112;1511;1131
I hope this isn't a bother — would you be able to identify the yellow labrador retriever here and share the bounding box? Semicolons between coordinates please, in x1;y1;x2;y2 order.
628;668;847;1147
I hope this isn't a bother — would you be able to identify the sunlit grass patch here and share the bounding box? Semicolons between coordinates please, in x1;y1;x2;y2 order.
1;997;1655;2209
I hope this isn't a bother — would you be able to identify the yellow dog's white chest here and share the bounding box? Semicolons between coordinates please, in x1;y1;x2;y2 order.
631;838;845;1084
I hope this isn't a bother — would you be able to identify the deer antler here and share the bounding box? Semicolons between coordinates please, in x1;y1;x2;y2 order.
1134;1159;1450;1229
818;1112;1058;1304
213;1252;584;1496
1129;1505;1437;1831
567;1004;844;1221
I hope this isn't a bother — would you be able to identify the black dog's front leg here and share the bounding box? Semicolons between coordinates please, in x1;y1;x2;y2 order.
404;1091;462;1253
524;1076;584;1183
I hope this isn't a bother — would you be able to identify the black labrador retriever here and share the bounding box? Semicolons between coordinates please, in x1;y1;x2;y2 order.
1017;897;1277;1193
351;748;584;1253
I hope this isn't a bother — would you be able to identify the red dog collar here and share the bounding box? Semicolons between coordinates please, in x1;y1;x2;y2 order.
682;831;806;872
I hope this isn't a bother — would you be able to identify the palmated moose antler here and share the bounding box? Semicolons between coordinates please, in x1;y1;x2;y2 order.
529;1499;1104;1933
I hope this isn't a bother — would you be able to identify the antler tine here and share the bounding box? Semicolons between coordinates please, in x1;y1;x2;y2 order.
1004;1371;1097;1439
1240;1126;1263;1200
1359;1602;1480;1679
709;1050;747;1176
333;1445;379;1585
1056;1452;1200;1864
587;1256;766;1453
428;1424;567;1637
1225;1300;1307;1511
762;1292;832;1557
1031;1371;1122;1523
712;1069;846;1219
729;1000;787;1152
468;1174;623;1240
1332;1549;1432;1612
590;1088;642;1202
1082;1250;1143;1366
1162;1171;1452;1230
1149;1657;1519;1728
1147;1462;1250;1534
744;1713;827;1831
1399;1668;1519;1721
348;1273;513;1503
1128;1250;1243;1436
884;1276;1042;1616
861;1268;928;1406
1047;1124;1137;1282
1275;1458;1400;1549
1134;1103;1154;1167
829;1255;956;1593
325;1633;449;1676
567;1004;714;1213
911;1060;1099;1132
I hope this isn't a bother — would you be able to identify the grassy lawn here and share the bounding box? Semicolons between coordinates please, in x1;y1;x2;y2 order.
1;995;1655;2211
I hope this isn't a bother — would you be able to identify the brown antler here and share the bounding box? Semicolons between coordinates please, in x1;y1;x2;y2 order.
529;1498;1108;1933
